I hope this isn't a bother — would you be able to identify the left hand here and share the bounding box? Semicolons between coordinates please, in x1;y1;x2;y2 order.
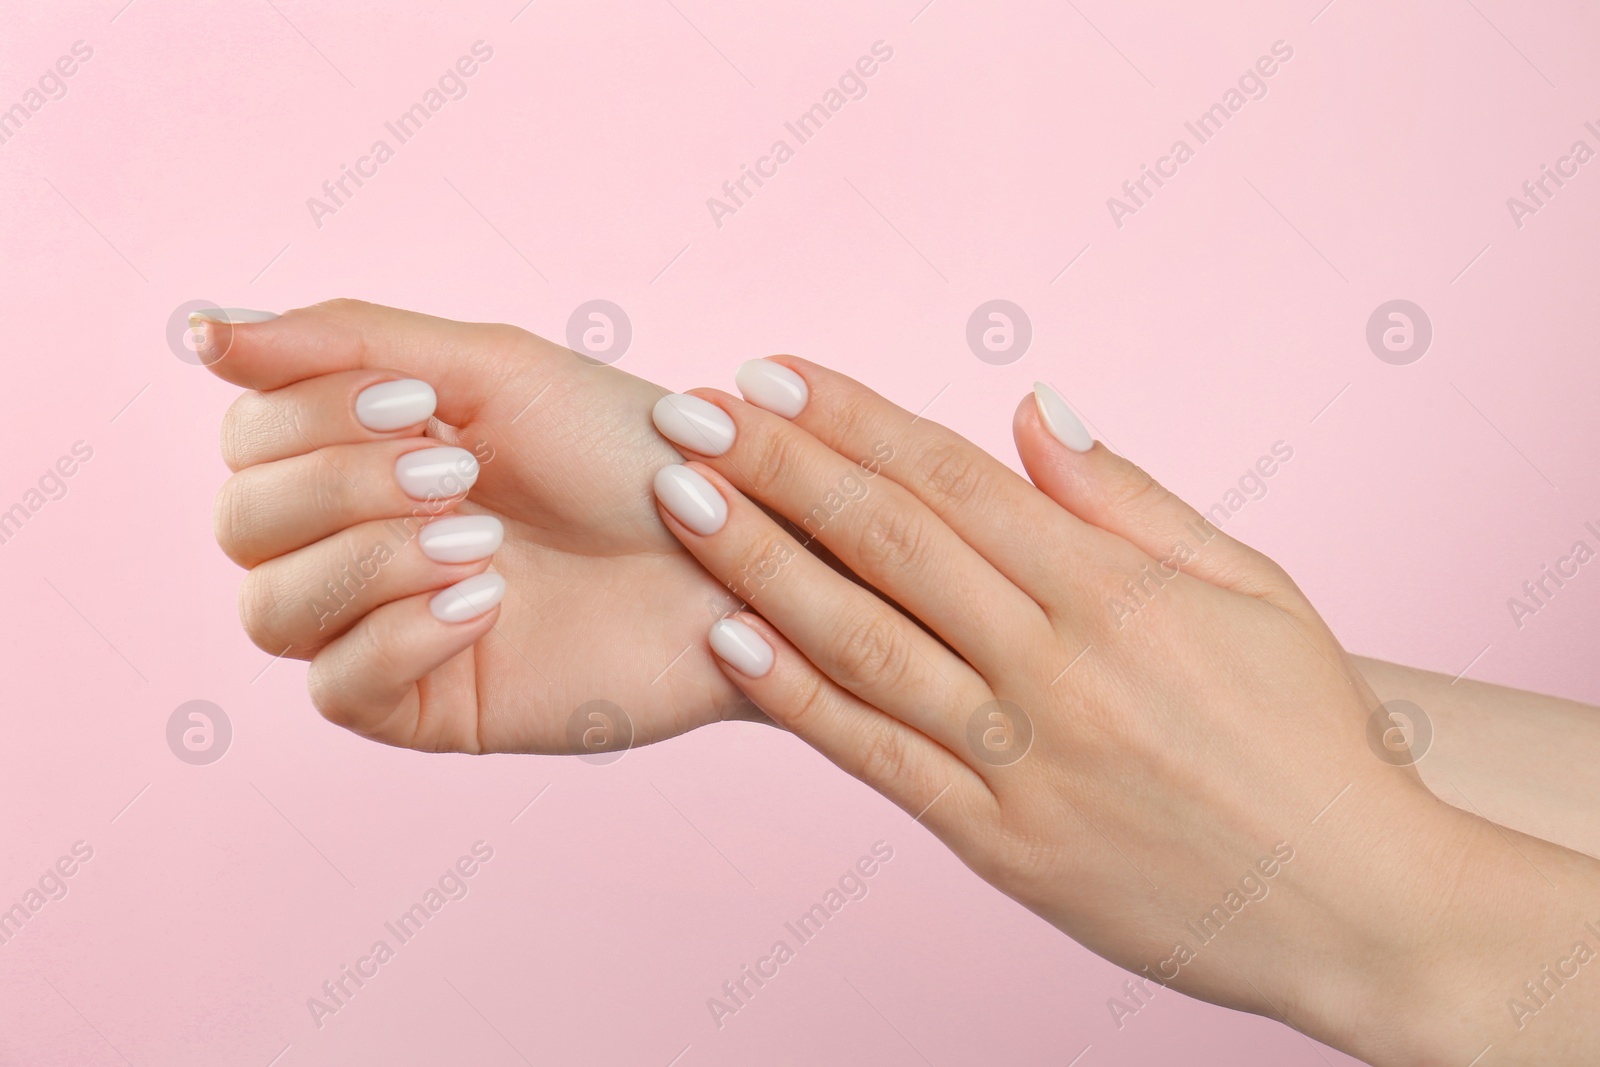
642;358;1600;1065
200;300;766;755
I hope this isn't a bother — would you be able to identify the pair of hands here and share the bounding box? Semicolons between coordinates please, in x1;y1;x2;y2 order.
201;301;1595;1065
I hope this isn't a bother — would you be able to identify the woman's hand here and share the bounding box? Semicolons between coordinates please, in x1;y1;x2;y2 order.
646;358;1600;1064
200;299;762;754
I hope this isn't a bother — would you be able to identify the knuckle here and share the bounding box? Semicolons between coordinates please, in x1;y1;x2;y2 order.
784;671;833;734
220;392;272;470
307;456;351;519
982;824;1064;895
357;613;411;696
212;477;254;565
309;613;397;732
824;391;879;446
745;425;802;498
853;500;931;577
725;535;794;602
312;299;375;365
858;725;911;789
1110;465;1171;513
914;441;985;511
830;611;914;693
468;322;536;380
1085;551;1173;639
1261;558;1299;594
1242;555;1303;604
236;569;285;654
317;296;372;316
479;321;531;355
305;660;355;729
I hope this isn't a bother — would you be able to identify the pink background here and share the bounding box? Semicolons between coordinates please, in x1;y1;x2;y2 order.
3;0;1598;1063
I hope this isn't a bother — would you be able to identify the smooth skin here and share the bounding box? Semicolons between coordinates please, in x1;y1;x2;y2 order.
649;359;1600;1065
201;302;1599;1060
199;301;1599;804
1356;659;1600;863
201;299;764;752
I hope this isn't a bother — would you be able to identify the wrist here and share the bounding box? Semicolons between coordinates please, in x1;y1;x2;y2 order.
1236;776;1505;1064
1298;788;1600;1065
1316;794;1491;1066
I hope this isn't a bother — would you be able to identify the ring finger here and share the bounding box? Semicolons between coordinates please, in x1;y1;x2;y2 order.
238;512;505;656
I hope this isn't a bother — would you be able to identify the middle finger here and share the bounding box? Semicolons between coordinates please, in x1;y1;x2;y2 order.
214;440;482;567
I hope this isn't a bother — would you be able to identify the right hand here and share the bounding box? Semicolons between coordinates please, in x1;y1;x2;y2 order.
202;299;761;754
642;360;1600;1064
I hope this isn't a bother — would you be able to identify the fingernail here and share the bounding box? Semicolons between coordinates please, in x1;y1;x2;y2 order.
735;359;809;418
1033;382;1094;453
419;515;503;563
652;394;736;456
396;446;480;500
653;464;727;536
430;573;505;623
189;308;279;324
186;309;277;365
709;617;774;678
356;379;437;432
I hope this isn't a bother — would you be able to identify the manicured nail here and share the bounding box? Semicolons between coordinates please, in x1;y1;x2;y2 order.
395;446;479;500
186;309;277;365
709;617;774;678
189;308;279;324
356;379;437;432
1033;382;1094;453
652;394;736;456
419;515;503;563
653;464;727;536
429;573;505;623
735;359;809;418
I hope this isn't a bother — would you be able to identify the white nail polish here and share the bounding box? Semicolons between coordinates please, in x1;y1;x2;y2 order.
709;618;774;678
419;515;503;563
429;572;506;623
395;446;480;500
189;308;279;324
1033;382;1094;453
653;464;727;536
356;379;437;432
735;359;809;419
652;394;736;456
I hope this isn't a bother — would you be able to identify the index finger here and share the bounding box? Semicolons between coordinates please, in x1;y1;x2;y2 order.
193;298;536;426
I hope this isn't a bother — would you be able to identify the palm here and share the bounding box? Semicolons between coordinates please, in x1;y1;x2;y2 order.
419;340;754;754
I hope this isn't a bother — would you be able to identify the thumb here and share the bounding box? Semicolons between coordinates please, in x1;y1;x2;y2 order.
1014;383;1291;600
193;298;537;426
